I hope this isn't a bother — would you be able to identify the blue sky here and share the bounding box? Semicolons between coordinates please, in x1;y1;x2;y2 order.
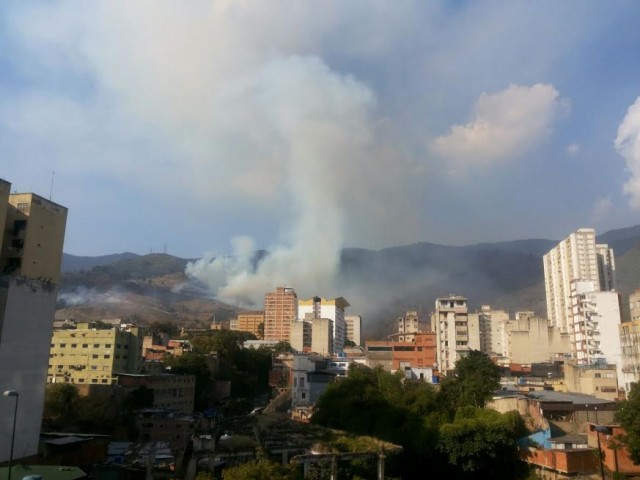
2;1;640;266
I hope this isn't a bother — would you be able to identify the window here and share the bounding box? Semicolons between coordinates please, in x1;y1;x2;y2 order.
94;344;99;348
101;379;108;384
92;355;98;359
104;355;111;359
60;344;66;348
82;344;88;348
105;344;112;348
71;344;77;348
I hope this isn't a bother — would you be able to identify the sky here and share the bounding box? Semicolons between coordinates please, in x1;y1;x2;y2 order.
2;1;640;304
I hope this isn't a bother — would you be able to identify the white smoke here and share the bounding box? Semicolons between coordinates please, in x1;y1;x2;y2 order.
616;96;640;209
185;55;381;305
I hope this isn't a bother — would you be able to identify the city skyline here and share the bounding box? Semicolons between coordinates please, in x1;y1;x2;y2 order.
2;2;640;303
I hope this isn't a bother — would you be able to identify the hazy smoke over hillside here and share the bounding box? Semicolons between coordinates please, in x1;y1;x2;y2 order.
185;55;403;306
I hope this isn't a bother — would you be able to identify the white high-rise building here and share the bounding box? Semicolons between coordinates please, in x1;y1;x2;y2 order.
543;228;615;333
432;295;479;374
298;296;349;353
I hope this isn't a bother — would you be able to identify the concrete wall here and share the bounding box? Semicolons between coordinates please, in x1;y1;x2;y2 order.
0;276;58;462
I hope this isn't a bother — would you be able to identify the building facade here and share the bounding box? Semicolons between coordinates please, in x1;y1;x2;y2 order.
264;287;298;342
619;320;640;392
344;314;362;346
432;295;474;374
230;310;265;338
48;322;143;385
298;296;349;353
397;310;421;342
501;312;571;365
0;179;67;463
543;228;615;333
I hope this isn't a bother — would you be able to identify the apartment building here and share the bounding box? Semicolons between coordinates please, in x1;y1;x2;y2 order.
469;305;509;356
396;310;421;342
501;312;571;364
298;296;349;353
344;314;362;346
230;310;265;338
564;361;619;400
543;228;615;333
118;373;195;414
264;287;298;342
619;320;640;391
48;322;143;385
0;179;67;463
432;295;478;374
365;332;437;372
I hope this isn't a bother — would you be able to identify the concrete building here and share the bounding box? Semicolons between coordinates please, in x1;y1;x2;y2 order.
396;310;421;342
311;318;333;356
619;319;640;392
564;360;619;400
501;312;571;364
569;281;623;389
264;287;298;342
48;322;143;385
543;228;615;333
344;314;362;346
365;332;437;372
629;289;640;322
469;305;509;356
230;310;265;339
290;319;312;353
0;179;67;463
117;373;195;414
432;295;476;374
298;296;349;353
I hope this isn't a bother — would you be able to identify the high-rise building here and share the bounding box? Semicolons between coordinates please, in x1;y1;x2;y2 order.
397;310;421;342
344;314;362;346
264;287;298;342
468;305;509;356
543;228;615;333
432;295;476;374
0;179;67;463
298;296;349;353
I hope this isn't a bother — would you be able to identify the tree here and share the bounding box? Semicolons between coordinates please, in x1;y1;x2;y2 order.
44;383;79;421
439;350;500;409
438;407;528;478
615;382;640;462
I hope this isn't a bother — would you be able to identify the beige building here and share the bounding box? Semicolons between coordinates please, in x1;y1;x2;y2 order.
48;322;143;385
432;295;477;374
543;228;615;333
0;179;67;463
397;310;421;342
1;191;68;284
502;312;571;364
344;314;362;346
230;310;265;338
564;361;619;400
311;318;333;356
264;287;298;342
290;319;312;353
298;296;349;353
620;320;640;392
469;305;509;356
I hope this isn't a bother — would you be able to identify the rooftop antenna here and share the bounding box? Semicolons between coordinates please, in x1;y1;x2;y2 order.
49;170;55;200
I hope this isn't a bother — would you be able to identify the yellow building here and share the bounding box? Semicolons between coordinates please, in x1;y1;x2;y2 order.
231;310;265;338
48;322;143;386
1;191;67;284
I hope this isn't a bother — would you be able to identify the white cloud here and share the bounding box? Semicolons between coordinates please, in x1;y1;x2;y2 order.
615;96;640;209
431;84;564;167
